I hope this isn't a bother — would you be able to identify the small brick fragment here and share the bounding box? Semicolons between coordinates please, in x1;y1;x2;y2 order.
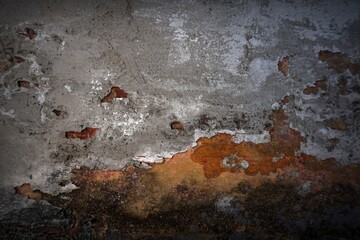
199;114;210;126
101;86;128;103
12;56;25;63
17;80;31;89
303;79;328;95
23;27;37;40
66;127;99;140
327;119;347;131
303;86;318;95
170;121;184;130
278;56;289;76
315;79;327;91
53;109;62;116
14;183;44;201
281;95;294;104
318;50;349;73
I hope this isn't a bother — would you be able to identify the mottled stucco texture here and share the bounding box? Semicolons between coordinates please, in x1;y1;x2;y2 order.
0;0;359;239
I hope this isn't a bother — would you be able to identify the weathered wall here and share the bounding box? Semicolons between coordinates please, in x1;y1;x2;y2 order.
0;0;359;238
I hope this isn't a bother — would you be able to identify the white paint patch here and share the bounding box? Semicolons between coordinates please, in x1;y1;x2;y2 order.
34;30;49;41
271;102;281;110
40;106;48;123
170;96;204;120
60;40;66;51
64;84;72;92
90;111;145;139
3;87;12;100
104;70;112;81
248;58;277;90
232;130;271;144
74;154;131;171
36;87;50;105
90;69;112;94
133;146;166;163
0;108;15;118
60;183;78;193
132;143;190;164
27;55;42;76
272;154;285;163
168;14;191;66
222;155;239;169
193;129;270;145
240;160;249;169
90;79;102;90
222;31;246;76
116;113;145;136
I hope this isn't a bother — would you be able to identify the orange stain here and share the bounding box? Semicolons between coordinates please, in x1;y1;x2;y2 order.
14;183;45;201
72;169;123;182
191;109;305;178
191;134;236;178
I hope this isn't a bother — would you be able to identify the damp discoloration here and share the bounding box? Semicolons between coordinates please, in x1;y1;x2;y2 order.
11;157;360;239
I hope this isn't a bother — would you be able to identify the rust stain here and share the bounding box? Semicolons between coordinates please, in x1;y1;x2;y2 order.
318;50;360;75
124;149;275;218
10;51;360;238
191;134;237;178
66;127;99;140
13;92;354;226
13;112;360;236
101;86;128;103
284;156;360;193
278;56;289;76
72;169;123;182
191;109;305;178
